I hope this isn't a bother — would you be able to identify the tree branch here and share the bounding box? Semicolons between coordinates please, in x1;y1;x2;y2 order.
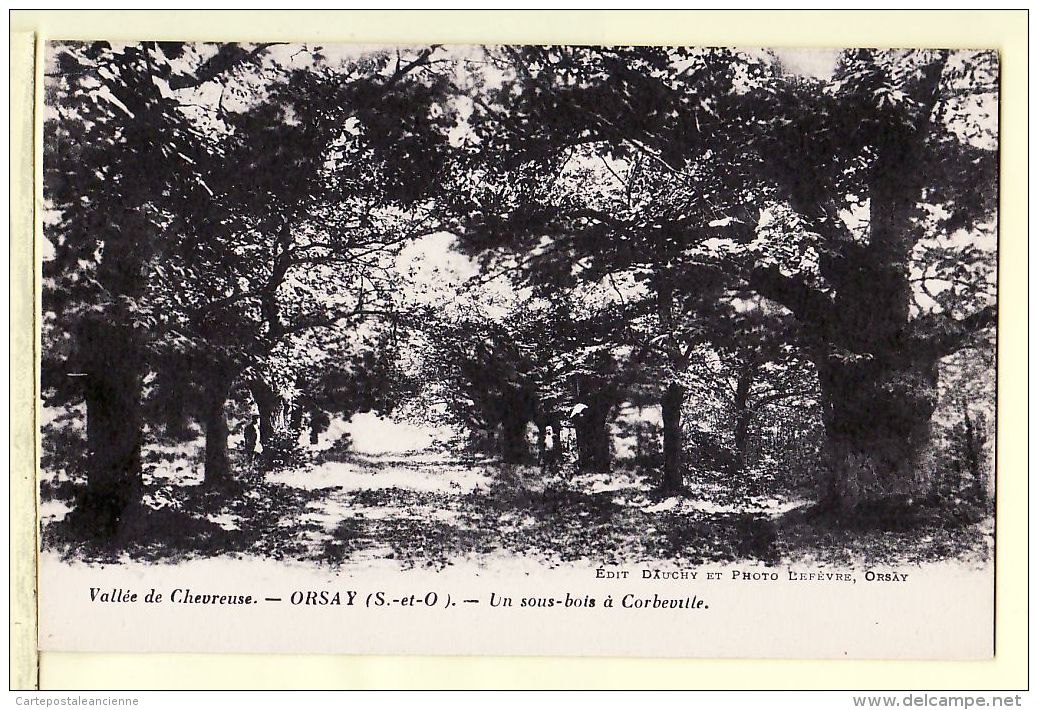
747;264;835;331
910;303;997;358
167;43;279;90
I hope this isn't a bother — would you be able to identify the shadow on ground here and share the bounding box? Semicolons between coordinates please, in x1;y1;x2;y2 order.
41;465;337;565
40;450;992;570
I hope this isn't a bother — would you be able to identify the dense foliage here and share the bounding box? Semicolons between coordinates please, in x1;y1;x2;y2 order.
42;43;997;547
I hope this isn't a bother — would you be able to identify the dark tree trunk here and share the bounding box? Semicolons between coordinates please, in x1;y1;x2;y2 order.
961;406;985;499
163;405;193;442
733;411;752;474
551;419;563;456
814;190;937;514
254;389;275;447
660;381;685;491
590;411;611;472
571;353;619;474
746;52;965;519
791;248;948;515
574;403;611;473
250;381;291;449
289;402;304;435
815;352;940;514
250;380;301;467
495;384;535;464
158;373;194;441
653;271;688;490
730;360;755;474
499;411;530;464
74;320;144;538
202;380;231;486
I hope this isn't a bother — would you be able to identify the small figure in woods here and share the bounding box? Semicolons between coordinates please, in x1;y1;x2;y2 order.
539;420;565;478
243;415;259;457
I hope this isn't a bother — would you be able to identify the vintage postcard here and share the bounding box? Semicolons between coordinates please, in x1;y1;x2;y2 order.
35;40;997;659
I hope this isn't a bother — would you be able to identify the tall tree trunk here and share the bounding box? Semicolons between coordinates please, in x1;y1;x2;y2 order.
660;381;685;491
961;406;985;499
250;380;300;468
815;352;940;514
551;419;563;456
570;354;619;474
289;402;304;436
75;320;144;538
250;381;291;449
574;403;611;473
202;380;231;486
499;411;530;464
789;247;945;515
156;370;194;441
254;390;275;448
589;408;611;472
816;198;935;514
746;51;962;519
654;270;687;490
751;248;982;517
731;360;755;474
733;411;752;474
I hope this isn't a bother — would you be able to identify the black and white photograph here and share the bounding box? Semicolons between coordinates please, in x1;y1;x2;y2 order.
36;40;998;659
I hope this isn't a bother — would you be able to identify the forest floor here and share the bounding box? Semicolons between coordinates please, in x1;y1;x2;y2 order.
39;414;993;570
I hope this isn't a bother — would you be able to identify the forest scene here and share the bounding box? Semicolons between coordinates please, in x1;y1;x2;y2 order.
39;42;998;570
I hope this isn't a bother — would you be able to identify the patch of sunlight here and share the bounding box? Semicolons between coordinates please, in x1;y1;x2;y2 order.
147;437;204;460
586;471;644;494
143;458;204;488
39;499;71;524
346;411;454;455
205;513;240;531
642;497;681;513
347;505;414;521
310;415;353;452
268;457;493;495
641;495;811;517
141;486;183;511
757;498;812;516
299;511;343;530
431;508;464;525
